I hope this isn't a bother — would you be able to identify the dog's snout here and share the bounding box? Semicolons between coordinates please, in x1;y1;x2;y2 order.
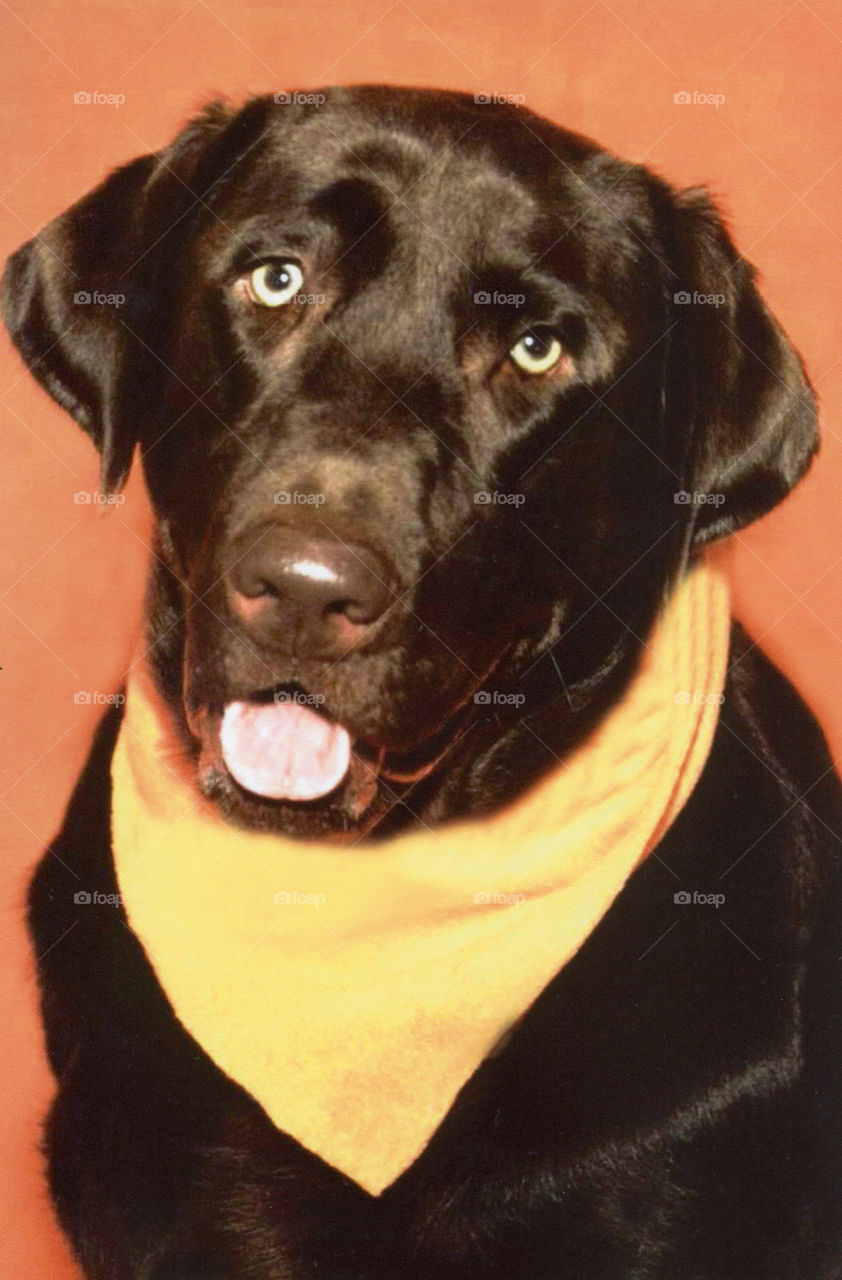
226;525;394;656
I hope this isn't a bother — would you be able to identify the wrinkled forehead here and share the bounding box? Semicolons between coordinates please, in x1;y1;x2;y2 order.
205;98;628;278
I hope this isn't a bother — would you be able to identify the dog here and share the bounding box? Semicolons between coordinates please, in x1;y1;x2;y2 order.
4;85;842;1279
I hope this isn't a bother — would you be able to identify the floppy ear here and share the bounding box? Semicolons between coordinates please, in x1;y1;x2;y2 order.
1;98;266;494
668;187;818;548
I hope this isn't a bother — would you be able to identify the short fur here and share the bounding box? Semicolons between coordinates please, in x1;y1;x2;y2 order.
3;86;841;1278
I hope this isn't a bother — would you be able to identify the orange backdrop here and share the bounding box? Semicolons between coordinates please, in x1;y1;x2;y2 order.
1;1;841;1274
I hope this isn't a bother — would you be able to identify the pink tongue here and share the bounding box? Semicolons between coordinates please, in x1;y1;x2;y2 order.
219;700;352;802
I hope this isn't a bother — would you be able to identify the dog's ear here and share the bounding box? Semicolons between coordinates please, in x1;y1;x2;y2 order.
1;98;268;494
666;187;818;548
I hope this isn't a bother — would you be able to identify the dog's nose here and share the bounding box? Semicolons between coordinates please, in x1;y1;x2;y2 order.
226;525;394;656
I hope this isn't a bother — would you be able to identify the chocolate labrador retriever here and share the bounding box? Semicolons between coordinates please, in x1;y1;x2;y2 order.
4;86;842;1279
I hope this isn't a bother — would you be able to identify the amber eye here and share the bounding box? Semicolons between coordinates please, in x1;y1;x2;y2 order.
245;262;304;307
509;328;563;374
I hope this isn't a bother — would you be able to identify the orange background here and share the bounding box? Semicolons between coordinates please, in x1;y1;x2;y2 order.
1;1;840;1274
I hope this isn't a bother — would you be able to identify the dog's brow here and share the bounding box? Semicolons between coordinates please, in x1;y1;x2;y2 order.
340;137;429;184
305;174;391;239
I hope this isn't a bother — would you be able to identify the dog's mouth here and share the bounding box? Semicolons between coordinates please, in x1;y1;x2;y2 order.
219;692;354;804
185;679;478;832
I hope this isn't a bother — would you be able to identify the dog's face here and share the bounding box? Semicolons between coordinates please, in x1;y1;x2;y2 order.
2;86;817;838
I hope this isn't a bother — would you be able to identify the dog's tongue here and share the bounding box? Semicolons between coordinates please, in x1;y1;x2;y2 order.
219;700;351;802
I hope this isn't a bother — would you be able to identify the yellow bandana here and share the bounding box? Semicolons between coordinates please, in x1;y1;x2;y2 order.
112;558;730;1195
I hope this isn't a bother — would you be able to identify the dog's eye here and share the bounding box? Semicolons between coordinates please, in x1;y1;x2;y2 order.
245;262;304;308
509;329;563;375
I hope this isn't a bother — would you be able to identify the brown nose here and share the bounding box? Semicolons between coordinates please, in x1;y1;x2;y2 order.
226;524;394;657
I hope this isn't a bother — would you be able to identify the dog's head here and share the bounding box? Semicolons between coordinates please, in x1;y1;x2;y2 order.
2;86;817;837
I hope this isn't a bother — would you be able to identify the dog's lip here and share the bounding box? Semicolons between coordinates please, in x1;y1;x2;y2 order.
377;702;477;782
